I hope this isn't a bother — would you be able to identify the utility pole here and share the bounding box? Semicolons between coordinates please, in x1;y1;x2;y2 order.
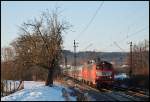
140;47;143;70
129;42;132;78
73;40;78;82
65;56;67;69
92;49;96;62
145;39;147;51
65;56;67;76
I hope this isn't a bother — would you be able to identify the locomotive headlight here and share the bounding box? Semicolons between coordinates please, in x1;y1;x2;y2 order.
96;66;100;69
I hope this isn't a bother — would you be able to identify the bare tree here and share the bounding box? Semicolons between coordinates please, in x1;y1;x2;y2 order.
1;47;16;80
11;8;70;86
127;39;149;75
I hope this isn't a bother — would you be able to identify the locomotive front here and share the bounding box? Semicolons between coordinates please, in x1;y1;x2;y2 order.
95;61;114;88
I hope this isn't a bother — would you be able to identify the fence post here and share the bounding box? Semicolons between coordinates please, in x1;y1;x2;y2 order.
6;80;8;96
14;81;15;92
1;81;4;96
10;82;11;93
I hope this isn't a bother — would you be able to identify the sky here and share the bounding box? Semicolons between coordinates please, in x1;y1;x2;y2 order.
1;1;149;52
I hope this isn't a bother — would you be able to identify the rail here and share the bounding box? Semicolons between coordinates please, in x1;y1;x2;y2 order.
63;75;149;101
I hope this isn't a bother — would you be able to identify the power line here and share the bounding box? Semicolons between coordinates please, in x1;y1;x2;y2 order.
80;22;147;52
73;40;78;81
76;2;143;52
73;2;147;52
66;2;104;51
102;26;148;52
113;41;126;52
81;43;93;51
129;42;133;78
75;1;104;40
118;25;148;43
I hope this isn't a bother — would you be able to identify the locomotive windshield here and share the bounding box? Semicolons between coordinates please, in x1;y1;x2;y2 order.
96;61;113;70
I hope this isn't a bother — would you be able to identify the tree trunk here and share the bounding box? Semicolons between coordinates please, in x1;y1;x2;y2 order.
45;59;55;86
45;68;53;86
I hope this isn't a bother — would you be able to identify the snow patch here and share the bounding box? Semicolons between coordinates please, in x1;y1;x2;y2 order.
1;81;76;101
114;73;129;80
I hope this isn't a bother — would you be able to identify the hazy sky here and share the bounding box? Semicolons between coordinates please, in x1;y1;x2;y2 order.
1;1;149;52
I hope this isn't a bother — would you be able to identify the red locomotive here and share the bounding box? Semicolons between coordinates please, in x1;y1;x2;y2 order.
65;59;114;88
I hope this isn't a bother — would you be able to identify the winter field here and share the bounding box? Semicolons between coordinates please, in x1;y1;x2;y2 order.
1;81;76;101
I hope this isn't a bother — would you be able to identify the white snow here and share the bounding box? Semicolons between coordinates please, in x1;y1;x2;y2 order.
24;81;44;89
1;81;76;101
114;73;129;80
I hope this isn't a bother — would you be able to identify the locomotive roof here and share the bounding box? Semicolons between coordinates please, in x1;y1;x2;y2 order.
85;60;112;65
98;61;112;65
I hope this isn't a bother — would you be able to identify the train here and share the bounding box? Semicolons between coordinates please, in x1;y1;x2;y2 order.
63;58;114;88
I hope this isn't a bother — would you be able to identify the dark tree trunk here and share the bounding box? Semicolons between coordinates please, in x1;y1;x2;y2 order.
45;68;53;86
45;59;55;86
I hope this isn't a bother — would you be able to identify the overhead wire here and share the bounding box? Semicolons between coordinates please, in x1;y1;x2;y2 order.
81;43;93;51
71;2;147;52
76;1;104;52
113;41;126;52
77;1;146;52
75;1;104;40
102;26;148;52
95;7;148;52
117;25;148;44
66;1;104;52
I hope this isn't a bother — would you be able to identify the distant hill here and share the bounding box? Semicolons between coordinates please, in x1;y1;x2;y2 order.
61;50;129;66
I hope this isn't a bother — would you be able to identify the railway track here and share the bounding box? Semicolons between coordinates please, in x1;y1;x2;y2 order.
81;83;143;101
112;85;149;99
63;75;149;101
96;84;149;101
100;88;148;101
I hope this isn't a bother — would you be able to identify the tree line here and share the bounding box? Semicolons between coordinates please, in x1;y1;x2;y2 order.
129;40;149;76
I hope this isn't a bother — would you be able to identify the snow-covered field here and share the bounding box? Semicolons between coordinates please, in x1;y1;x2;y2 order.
1;81;76;101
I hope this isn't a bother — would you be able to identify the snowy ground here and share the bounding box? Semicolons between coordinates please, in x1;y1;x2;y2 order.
1;81;76;101
114;73;129;80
